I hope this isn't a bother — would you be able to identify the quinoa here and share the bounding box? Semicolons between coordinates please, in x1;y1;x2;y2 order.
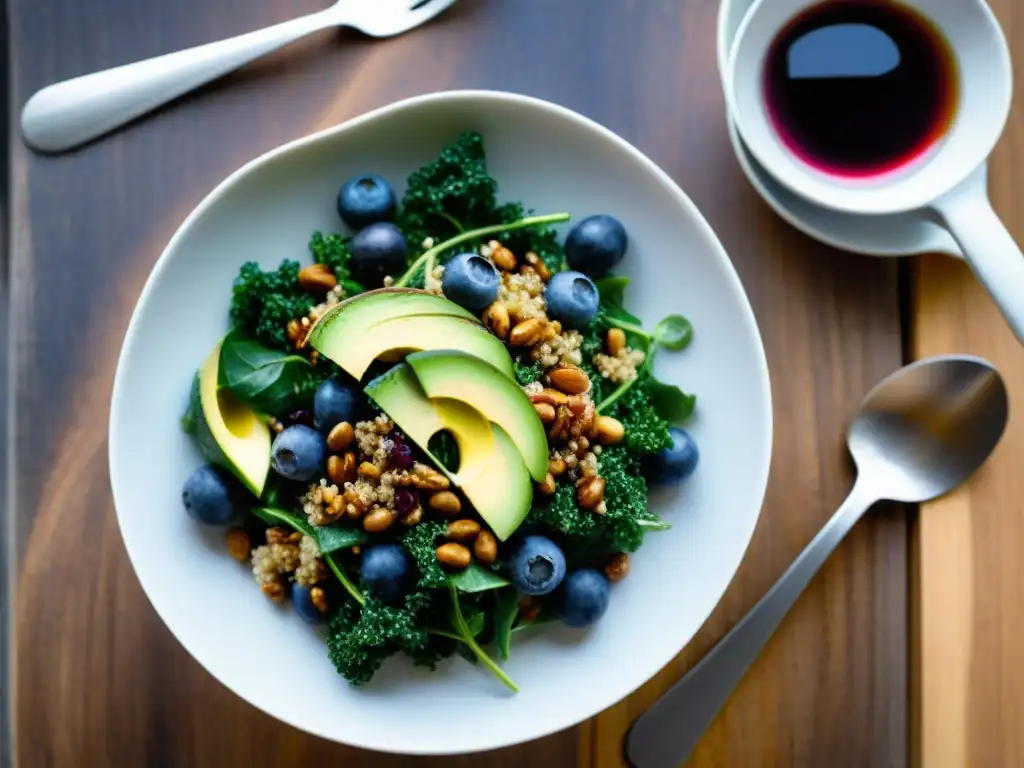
498;270;546;322
294;535;326;587
306;283;346;324
593;345;646;384
354;414;394;467
424;264;444;295
531;328;584;369
303;480;343;526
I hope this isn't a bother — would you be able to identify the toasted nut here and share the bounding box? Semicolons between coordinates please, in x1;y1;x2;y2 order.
286;319;303;345
261;581;287;603
567;394;587;417
400;506;423;526
310;586;329;613
606;328;627;356
534;402;556;423
538;472;556;495
579;403;597;435
483;301;511;339
491;244;517;271
577;475;606;510
605;553;630;582
343;451;357;483
447;519;482;542
530;388;569;407
549;365;591;395
549;457;567;477
358;462;381;480
363;507;395;533
524;251;551;281
596;415;625;445
225;528;250;562
549;406;572;441
298;263;338;293
412;462;450;491
430;490;462;517
509;318;546;347
266;527;301;546
327;455;346;486
326;421;354;452
474;531;498;565
436;542;472;570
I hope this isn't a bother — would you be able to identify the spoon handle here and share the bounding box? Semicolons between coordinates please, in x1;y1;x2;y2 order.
20;7;336;154
624;481;876;768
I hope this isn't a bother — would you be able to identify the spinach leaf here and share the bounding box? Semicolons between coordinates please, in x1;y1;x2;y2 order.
493;588;519;662
653;314;694;351
450;563;511;593
217;330;315;415
250;506;314;537
603;305;643;327
648;379;697;424
464;609;486;638
315;524;365;555
595;276;630;307
447;585;519;691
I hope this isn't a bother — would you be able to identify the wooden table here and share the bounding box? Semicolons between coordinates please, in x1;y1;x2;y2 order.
4;1;1022;766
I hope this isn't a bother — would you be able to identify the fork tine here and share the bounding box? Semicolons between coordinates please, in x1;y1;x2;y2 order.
391;0;460;34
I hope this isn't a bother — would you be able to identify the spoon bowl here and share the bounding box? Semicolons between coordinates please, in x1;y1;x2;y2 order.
625;354;1008;768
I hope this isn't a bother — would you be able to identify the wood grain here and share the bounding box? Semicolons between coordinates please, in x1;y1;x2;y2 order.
912;4;1024;767
8;1;906;766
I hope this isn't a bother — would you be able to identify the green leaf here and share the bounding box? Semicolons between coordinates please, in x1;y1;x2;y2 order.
493;588;519;662
183;371;235;472
637;516;672;532
603;305;643;327
250;506;314;537
427;430;460;473
449;563;511;593
595;276;630;307
653;314;694;351
464;610;486;638
648;379;697;424
447;585;519;691
314;524;366;555
180;372;202;435
217;330;315;415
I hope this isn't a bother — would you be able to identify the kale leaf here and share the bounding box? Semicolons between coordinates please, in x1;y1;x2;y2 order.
309;231;353;283
400;521;449;589
229;260;310;352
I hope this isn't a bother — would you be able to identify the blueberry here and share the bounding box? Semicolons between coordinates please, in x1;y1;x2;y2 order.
313;377;359;432
337;173;397;230
510;535;567;596
349;222;409;286
441;252;500;311
564;214;628;277
544;271;599;329
361;544;410;602
182;465;239;525
292;584;327;625
271;425;327;481
646;427;700;486
554;569;611;628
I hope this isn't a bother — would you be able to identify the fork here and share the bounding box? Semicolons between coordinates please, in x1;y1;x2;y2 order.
20;0;458;154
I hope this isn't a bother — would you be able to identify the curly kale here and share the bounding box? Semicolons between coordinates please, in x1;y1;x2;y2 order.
309;231;352;280
400;521;449;589
611;374;673;456
513;356;544;387
229;260;311;352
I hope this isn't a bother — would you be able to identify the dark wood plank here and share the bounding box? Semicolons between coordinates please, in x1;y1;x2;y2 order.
8;1;906;765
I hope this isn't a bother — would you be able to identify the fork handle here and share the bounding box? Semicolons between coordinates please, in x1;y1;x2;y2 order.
20;7;336;154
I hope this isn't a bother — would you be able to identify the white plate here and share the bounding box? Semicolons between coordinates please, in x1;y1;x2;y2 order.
108;90;773;755
716;0;965;259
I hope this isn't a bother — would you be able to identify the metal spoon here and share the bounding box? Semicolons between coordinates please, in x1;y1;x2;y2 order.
625;354;1008;768
20;0;459;154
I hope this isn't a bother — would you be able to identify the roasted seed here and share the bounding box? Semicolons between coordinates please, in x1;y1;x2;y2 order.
343;451;357;483
524;251;551;281
549;457;567;477
606;327;627;356
436;542;472;570
534;402;556;423
261;581;287;603
530;388;570;407
225;528;250;562
509;318;546;347
266;527;301;546
429;490;462;516
321;485;338;504
482;301;511;339
286;319;303;345
491;244;517;271
363;507;395;533
358;462;381;480
447;519;482;542
400;506;423;526
549;365;591;395
596;415;625;444
474;531;498;565
538;472;556;495
310;586;329;613
298;263;338;294
604;553;630;582
577;475;606;510
549;406;572;441
326;421;355;452
327;455;346;486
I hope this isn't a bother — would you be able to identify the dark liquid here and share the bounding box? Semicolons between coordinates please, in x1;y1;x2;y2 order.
764;0;959;178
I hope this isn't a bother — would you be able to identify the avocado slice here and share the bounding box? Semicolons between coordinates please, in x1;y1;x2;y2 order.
309;289;515;381
195;340;271;496
405;350;549;482
365;365;533;541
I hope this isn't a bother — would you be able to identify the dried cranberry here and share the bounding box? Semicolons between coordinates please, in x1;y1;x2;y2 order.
390;442;414;469
284;410;314;428
394;489;418;516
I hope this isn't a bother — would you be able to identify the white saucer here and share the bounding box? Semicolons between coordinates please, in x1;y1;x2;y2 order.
716;0;966;259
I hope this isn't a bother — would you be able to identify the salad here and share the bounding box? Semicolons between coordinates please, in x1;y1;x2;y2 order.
180;132;700;692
